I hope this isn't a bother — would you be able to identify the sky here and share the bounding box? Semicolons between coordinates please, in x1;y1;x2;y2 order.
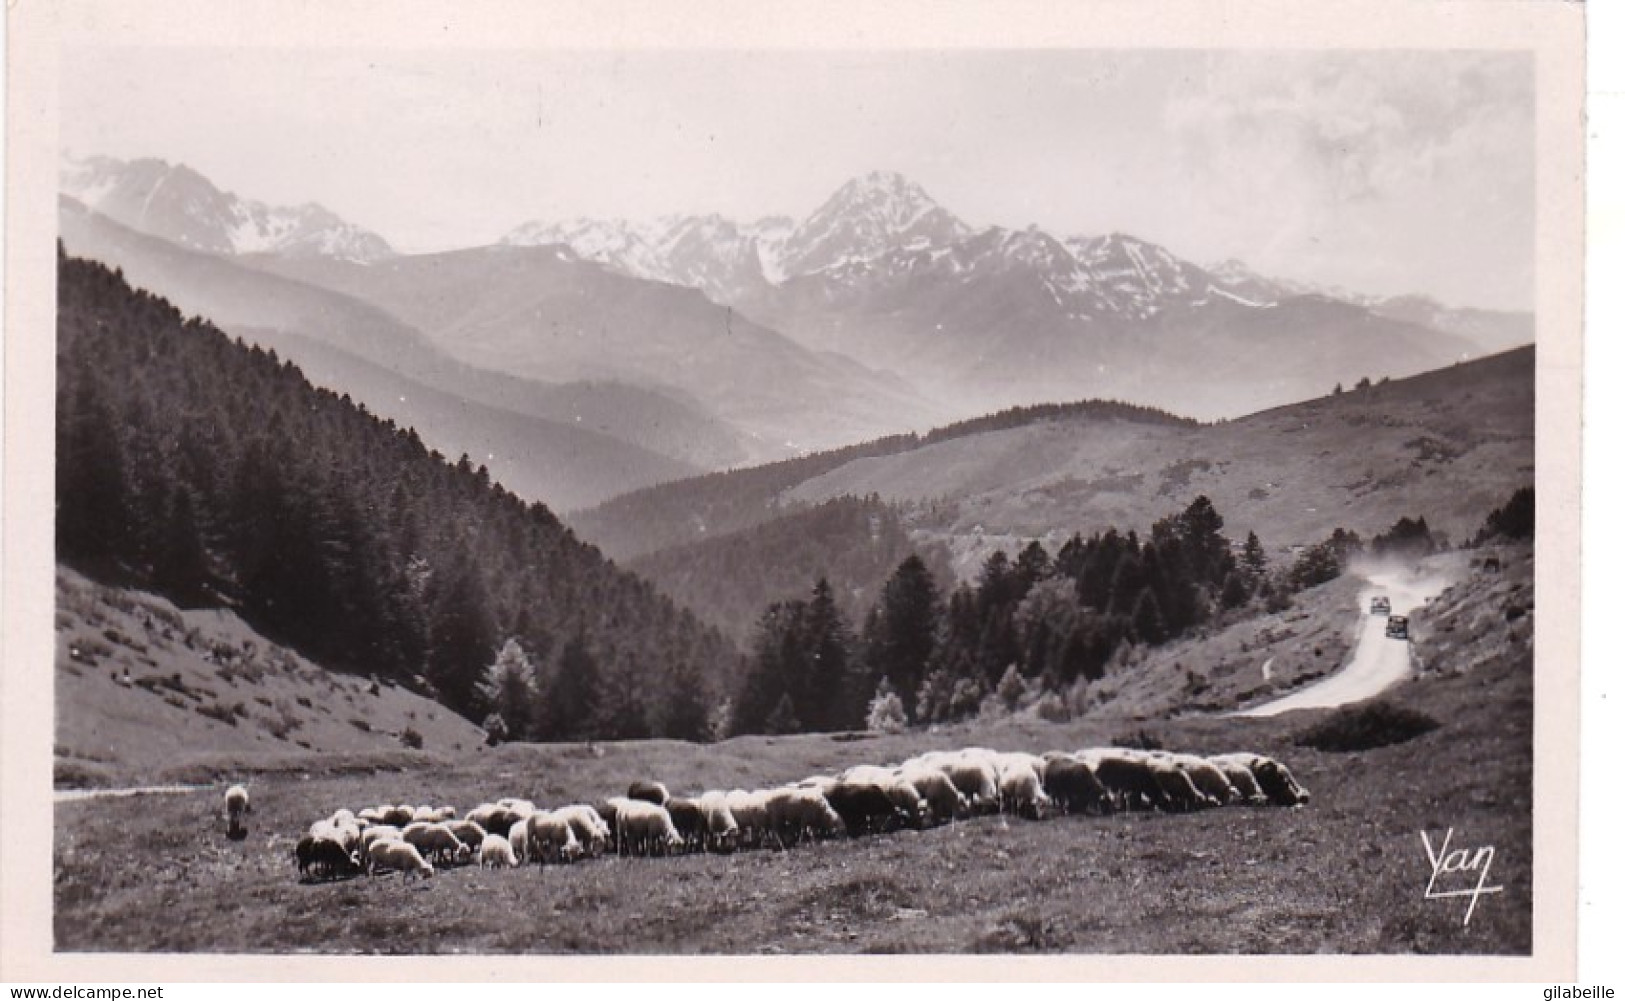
59;47;1534;311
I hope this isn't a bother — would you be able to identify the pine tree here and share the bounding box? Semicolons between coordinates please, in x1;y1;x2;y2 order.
801;578;856;731
1131;587;1167;645
423;550;497;719
863;556;940;719
547;631;601;740
482;637;536;742
1241;531;1268;581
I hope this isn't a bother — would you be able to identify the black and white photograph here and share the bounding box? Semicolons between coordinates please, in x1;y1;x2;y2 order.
1;0;1589;978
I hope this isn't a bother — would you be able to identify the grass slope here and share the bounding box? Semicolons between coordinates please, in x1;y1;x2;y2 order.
54;549;1530;955
54;567;485;788
787;347;1533;554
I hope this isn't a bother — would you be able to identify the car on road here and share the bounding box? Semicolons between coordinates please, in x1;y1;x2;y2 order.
1385;615;1409;640
1370;596;1391;615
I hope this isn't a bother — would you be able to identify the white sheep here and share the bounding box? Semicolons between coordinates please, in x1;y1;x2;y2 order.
367;838;434;880
479;833;519;869
553;805;610;857
614;799;683;856
224;784;251;836
507;818;531;864
526;810;582;864
695;792;740;852
445;819;488;851
360;824;403;853
402;821;472;864
721;790;769;849
997;761;1052;820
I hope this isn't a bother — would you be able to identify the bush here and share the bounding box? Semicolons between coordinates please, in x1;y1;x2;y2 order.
1294;699;1440;752
865;681;907;734
400;727;424;750
1111;729;1163;751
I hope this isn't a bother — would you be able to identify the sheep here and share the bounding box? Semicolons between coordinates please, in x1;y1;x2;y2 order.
594;799;623;855
824;781;905;837
508;818;531;864
1081;749;1168;812
695;792;740;853
445;819;488;851
897;764;970;824
627;780;670;806
402;821;472;865
224;784;251;838
1206;755;1269;805
1144;753;1217;811
525;811;582;864
297;835;360;881
938;757;1001;815
467;803;526;838
721;790;769;849
665;797;707;853
357;806;387;825
1167;753;1241;806
841;766;928;829
1210;752;1310;806
360;824;404;853
379;805;416;827
614;799;684;857
554;805;611;857
411;805;439;824
997;761;1052;820
367;838;435;880
764;787;846;847
479;833;519;869
1040;752;1110;815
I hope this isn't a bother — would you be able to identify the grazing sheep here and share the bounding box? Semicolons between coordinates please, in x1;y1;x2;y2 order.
554;805;611;857
357;806;387;825
479;833;519;869
825;781;905;837
997;761;1052;820
445;819;488;851
379;805;416;827
1168;753;1241;806
765;787;846;847
507;818;531;864
526;811;582;864
1082;749;1168;812
1206;756;1268;805
615;799;684;857
367;838;435;880
594;799;623;855
1144;753;1216;811
695;793;740;853
665;797;707;853
402;821;472;865
360;824;404;853
721;790;769;849
298;835;360;880
224;784;251;838
411;805;439;824
627;780;670;806
1210;752;1310;806
938;758;1001;815
1040;752;1110;815
898;764;970;824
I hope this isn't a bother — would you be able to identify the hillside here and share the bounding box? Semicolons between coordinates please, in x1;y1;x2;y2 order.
570;400;1194;562
240;245;948;456
624;496;955;644
55;249;738;739
785;347;1534;560
58;198;748;506
55;567;486;787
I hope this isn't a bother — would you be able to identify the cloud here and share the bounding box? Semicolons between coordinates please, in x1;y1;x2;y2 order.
1161;51;1534;308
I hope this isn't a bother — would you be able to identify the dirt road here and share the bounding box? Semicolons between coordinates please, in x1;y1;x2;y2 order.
1235;567;1451;717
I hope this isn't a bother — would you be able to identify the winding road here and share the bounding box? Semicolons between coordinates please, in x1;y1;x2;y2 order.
1234;568;1451;717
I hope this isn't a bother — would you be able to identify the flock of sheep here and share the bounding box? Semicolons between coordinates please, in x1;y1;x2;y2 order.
269;745;1310;883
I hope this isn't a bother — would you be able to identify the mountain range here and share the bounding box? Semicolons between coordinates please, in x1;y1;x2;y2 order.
58;154;1535;501
505;170;1530;420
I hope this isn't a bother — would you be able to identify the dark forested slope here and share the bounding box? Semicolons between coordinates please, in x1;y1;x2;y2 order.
55;248;738;738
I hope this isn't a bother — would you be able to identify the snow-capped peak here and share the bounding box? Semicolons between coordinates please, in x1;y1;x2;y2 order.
59;153;394;263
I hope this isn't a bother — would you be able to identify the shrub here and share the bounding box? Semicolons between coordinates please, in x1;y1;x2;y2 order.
400;727;424;750
1034;691;1071;723
865;681;907;734
1111;729;1163;751
1294;699;1440;752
